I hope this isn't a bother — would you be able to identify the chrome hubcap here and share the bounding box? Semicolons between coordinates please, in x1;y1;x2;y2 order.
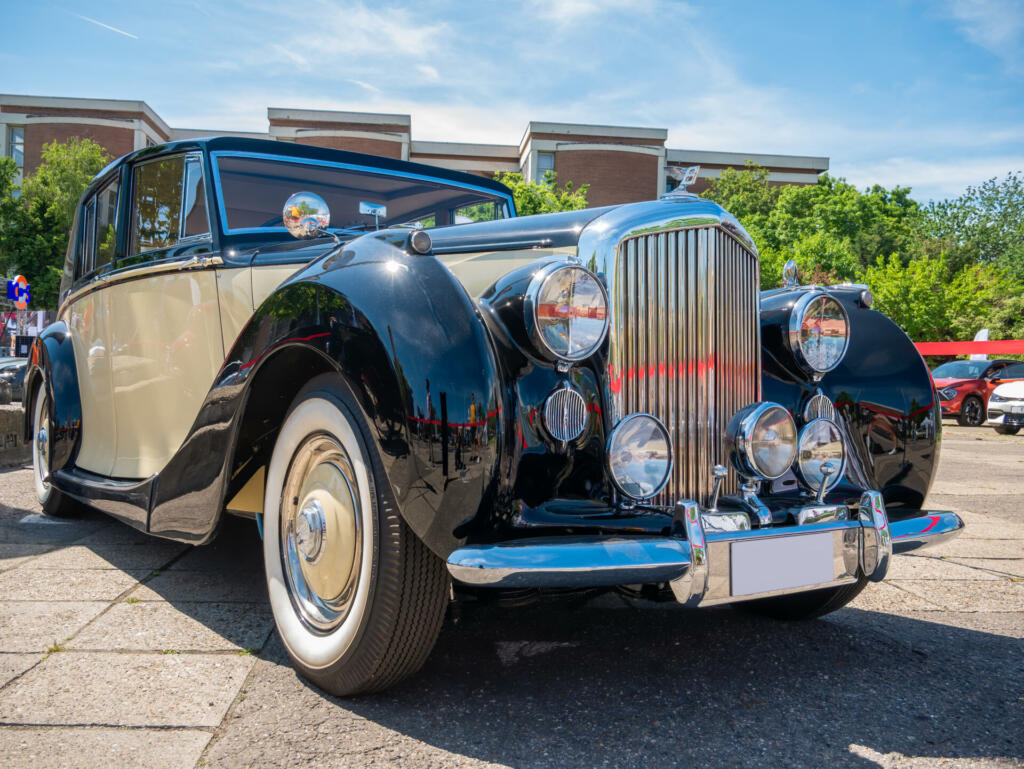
34;396;50;490
281;434;362;632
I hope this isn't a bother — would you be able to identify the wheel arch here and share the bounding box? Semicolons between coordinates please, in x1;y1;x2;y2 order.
22;321;82;473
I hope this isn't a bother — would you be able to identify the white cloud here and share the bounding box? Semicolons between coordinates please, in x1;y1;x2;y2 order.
72;13;138;39
526;0;664;26
833;155;1024;201
417;64;440;81
348;79;381;93
943;0;1024;69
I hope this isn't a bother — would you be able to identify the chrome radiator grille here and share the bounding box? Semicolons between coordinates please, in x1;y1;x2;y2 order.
609;226;760;506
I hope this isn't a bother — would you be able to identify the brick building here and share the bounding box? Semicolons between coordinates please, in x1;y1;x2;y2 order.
1;94;828;205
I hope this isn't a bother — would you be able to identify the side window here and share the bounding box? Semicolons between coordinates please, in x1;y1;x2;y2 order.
452;201;500;224
77;197;96;279
131;156;185;254
1001;363;1024;379
94;177;120;268
182;156;209;239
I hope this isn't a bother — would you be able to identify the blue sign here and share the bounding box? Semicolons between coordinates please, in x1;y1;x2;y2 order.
6;275;30;309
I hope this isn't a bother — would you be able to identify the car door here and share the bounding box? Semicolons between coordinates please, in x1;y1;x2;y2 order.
103;152;226;479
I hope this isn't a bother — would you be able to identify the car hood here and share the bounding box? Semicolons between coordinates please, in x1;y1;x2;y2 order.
933;377;977;389
993;380;1024;399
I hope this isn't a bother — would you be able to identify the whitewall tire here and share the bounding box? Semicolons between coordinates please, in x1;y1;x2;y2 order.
263;374;450;695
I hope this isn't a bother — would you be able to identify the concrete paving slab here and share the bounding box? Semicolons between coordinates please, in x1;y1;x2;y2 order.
0;726;212;769
0;568;148;601
957;523;1024;540
0;652;254;727
24;544;187;571
68;601;273;652
891;579;1024;612
0;543;56;571
0;520;101;546
846;581;943;612
73;525;160;546
0;601;108;653
925;538;1024;558
130;570;267;603
946;557;1024;578
886;555;1004;580
0;654;42;687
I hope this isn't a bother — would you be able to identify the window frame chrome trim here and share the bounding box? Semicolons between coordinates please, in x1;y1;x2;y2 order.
128;150;213;257
208;150;516;237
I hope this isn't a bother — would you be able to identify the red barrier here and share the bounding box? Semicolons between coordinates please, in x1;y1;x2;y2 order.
914;340;1024;355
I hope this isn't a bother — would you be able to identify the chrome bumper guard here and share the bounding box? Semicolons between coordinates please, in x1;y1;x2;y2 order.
446;493;964;606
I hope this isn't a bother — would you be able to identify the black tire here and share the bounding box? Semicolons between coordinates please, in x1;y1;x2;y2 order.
30;386;82;518
263;374;449;696
995;424;1021;435
732;576;869;620
957;395;985;427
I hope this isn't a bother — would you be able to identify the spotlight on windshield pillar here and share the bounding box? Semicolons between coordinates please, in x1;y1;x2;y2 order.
409;230;432;255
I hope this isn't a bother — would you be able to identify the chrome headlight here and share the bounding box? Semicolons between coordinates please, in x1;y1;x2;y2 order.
525;263;609;362
607;413;672;500
939;387;958;401
796;418;846;492
788;292;850;373
727;403;798;481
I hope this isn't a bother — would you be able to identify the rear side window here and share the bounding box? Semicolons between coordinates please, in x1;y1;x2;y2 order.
95;177;119;267
1000;363;1024;378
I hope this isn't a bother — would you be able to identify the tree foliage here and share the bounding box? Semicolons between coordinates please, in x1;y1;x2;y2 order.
0;139;110;308
701;162;1024;344
494;170;589;216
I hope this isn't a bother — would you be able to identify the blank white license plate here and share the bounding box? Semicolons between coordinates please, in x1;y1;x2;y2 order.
1011;405;1024;414
731;532;835;597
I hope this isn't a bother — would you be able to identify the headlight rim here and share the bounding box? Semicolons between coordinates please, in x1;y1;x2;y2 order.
728;402;798;481
795;417;847;493
524;261;610;363
606;412;673;500
787;290;851;374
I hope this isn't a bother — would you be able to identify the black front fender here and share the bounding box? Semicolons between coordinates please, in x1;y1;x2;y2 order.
23;322;82;472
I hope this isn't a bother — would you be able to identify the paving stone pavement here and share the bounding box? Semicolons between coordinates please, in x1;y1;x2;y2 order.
0;422;1020;769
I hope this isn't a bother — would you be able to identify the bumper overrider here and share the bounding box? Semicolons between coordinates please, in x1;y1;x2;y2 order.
446;493;964;606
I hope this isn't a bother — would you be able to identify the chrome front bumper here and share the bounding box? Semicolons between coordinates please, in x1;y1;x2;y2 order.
446;493;964;606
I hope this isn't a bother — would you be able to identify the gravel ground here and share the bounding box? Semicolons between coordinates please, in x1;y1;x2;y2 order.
0;422;1021;768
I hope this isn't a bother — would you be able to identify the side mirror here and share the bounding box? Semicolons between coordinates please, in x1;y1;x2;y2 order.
282;192;331;239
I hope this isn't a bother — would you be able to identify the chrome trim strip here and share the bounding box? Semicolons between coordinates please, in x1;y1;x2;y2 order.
209;150;516;236
60;256;225;309
446;535;692;588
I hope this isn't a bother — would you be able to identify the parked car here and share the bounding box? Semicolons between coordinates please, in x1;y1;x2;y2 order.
0;377;10;406
23;137;963;695
932;358;1022;426
986;365;1024;435
0;360;27;402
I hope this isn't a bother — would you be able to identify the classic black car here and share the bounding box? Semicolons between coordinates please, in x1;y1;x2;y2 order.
24;137;963;695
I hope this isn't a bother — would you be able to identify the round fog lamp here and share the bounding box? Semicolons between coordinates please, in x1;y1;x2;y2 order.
607;414;672;500
789;292;850;373
797;418;845;492
727;403;798;480
526;263;609;361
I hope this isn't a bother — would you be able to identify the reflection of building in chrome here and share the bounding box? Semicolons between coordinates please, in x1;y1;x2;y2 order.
1;93;828;207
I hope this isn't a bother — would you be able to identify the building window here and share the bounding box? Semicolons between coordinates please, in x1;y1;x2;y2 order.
7;126;24;184
537;151;555;181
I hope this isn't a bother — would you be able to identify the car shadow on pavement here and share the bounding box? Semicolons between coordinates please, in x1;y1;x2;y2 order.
218;593;1023;769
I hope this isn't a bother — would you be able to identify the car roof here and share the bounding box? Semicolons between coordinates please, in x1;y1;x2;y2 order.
87;136;514;202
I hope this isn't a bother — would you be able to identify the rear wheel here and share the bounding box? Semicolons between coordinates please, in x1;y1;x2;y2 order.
732;577;869;620
31;388;81;518
263;374;449;695
995;424;1021;435
957;395;985;427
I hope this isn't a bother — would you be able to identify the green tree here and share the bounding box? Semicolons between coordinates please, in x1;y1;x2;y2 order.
0;139;109;308
923;171;1024;281
494;170;589;216
698;161;779;244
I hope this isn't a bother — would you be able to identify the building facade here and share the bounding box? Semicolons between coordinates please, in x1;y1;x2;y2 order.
1;94;828;206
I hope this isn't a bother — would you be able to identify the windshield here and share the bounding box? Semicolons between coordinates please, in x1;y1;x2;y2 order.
932;360;989;379
214;154;510;234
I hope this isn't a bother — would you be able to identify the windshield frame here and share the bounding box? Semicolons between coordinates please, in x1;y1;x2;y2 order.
209;150;515;238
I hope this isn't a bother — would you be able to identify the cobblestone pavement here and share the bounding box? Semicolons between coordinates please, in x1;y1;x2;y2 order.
0;423;1021;768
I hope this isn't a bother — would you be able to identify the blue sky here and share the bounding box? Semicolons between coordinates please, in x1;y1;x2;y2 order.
2;0;1022;201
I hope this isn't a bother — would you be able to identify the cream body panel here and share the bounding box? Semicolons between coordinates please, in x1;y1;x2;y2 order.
216;267;255;350
106;270;225;478
61;290;118;475
436;246;577;297
251;264;304;308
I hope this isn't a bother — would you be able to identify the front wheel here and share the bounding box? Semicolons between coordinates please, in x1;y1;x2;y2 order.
732;577;868;620
995;424;1021;435
31;388;81;518
957;395;985;427
263;374;449;695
